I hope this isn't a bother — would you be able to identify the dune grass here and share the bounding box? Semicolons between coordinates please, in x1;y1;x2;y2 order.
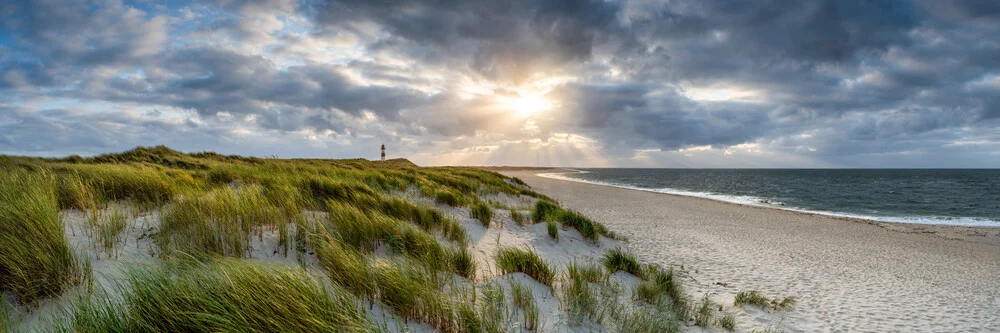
434;190;464;207
64;259;377;332
601;248;643;277
0;170;86;305
156;185;288;258
495;247;554;287
735;290;797;311
632;264;690;322
567;260;607;284
509;209;528;225
718;313;737;331
694;294;717;327
478;282;512;333
533;200;622;241
92;206;128;257
546;221;559;240
470;202;493;227
509;280;539;331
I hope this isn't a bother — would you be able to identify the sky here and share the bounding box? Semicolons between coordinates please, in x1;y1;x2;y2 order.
1;0;999;167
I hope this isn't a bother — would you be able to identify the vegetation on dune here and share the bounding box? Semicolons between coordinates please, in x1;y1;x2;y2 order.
533;200;623;241
495;247;555;287
546;221;559;240
601;247;643;277
509;209;528;225
567;260;607;284
0;170;86;306
509;280;539;331
0;146;762;333
470;201;493;227
718;313;737;331
64;259;377;332
735;290;797;311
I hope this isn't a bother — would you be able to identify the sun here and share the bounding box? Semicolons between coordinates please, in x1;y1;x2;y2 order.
502;93;552;116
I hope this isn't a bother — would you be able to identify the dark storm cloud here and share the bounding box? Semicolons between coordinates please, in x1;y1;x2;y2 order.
1;0;999;165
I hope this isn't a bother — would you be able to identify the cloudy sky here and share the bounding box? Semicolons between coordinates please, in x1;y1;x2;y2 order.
1;0;999;167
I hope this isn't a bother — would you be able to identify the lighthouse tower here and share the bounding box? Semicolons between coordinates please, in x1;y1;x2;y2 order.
380;144;386;161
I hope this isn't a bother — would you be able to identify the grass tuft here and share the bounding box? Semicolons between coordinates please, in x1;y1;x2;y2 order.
510;280;538;331
495;247;554;287
470;201;493;227
434;190;464;207
718;313;737;331
546;221;559;240
694;294;716;327
0;170;85;305
735;290;796;311
65;259;377;332
601;248;643;277
567;260;607;284
509;209;528;225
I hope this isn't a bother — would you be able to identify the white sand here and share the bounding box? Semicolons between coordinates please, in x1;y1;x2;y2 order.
504;170;1000;332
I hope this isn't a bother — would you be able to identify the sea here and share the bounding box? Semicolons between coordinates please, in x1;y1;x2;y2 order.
540;169;1000;227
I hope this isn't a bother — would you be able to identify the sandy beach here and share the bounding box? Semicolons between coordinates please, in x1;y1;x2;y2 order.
504;170;1000;332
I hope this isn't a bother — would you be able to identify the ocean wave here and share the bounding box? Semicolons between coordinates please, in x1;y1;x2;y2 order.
537;171;1000;227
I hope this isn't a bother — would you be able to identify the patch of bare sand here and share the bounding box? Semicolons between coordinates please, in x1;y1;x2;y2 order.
504;170;1000;332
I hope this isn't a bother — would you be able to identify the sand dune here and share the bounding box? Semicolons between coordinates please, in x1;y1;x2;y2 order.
505;170;1000;332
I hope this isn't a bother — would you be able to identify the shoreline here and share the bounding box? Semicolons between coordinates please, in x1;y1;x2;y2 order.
503;170;1000;332
532;169;1000;245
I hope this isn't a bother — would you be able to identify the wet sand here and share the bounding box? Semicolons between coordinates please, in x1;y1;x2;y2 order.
504;170;1000;332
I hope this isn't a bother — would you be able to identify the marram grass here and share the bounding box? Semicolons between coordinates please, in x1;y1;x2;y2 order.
0;169;86;305
735;290;797;311
495;247;555;287
63;259;378;332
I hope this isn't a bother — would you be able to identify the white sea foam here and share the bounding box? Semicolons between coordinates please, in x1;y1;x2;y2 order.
538;170;1000;227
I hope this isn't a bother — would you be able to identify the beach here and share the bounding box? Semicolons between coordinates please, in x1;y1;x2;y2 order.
504;170;1000;332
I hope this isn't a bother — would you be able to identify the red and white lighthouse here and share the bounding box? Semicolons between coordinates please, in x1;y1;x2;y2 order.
380;144;386;161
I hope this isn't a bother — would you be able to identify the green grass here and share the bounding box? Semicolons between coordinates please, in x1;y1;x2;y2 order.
735;290;797;311
64;259;377;332
156;185;288;258
93;206;128;257
632;264;689;321
694;294;716;327
0;170;86;305
509;209;528;225
470;202;493;227
601;248;643;277
546;220;559;240
718;313;737;331
567;260;607;284
532;201;561;223
559;266;620;326
478;282;511;333
434;190;464;207
510;280;538;331
617;308;679;333
495;247;555;287
533;200;622;241
449;246;477;280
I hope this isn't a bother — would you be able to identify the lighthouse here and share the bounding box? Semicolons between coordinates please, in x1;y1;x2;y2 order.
380;144;386;161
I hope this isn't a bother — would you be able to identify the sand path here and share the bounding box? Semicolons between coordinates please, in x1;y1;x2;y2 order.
504;171;1000;332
